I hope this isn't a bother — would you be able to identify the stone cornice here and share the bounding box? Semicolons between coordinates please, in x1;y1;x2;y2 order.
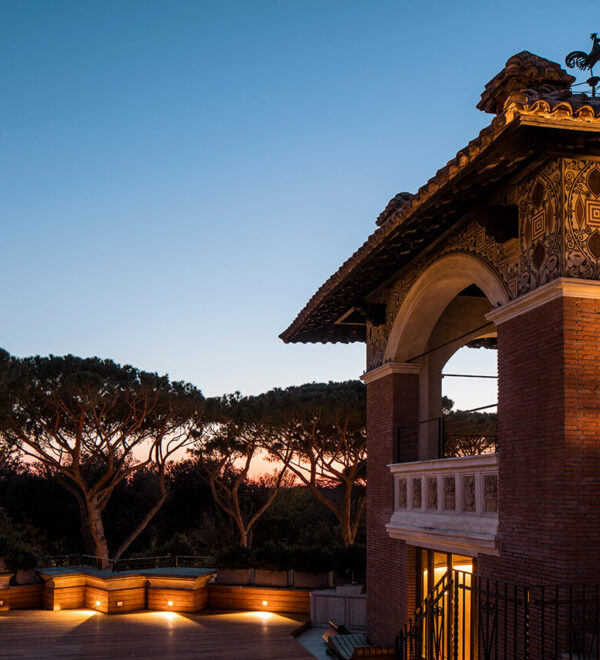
486;277;600;325
360;361;421;384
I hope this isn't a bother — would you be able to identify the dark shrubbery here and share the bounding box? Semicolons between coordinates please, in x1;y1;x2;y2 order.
216;544;254;569
0;450;367;572
253;540;293;571
0;538;38;572
215;540;366;578
0;508;39;571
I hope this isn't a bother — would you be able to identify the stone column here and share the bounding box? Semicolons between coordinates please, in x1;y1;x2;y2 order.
362;362;420;645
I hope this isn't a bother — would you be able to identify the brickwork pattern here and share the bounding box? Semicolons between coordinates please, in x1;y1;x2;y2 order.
366;372;419;645
479;295;600;587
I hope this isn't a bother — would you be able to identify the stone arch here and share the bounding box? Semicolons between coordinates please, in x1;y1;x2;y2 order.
384;253;509;363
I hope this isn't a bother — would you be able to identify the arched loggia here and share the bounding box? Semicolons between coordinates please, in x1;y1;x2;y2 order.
384;253;509;459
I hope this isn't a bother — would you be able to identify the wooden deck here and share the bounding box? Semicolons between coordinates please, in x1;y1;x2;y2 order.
0;608;314;659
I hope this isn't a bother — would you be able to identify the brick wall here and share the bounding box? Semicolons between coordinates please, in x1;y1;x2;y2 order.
366;371;419;645
479;295;600;586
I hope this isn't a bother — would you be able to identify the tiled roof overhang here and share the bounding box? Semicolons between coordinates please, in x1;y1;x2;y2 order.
280;99;600;344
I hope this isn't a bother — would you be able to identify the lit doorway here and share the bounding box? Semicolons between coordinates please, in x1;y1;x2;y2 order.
419;549;474;659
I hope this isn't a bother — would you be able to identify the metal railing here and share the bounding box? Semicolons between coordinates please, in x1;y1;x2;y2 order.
37;554;215;572
396;569;600;660
37;554;110;569
112;555;215;571
397;572;452;660
442;406;497;458
396;406;498;461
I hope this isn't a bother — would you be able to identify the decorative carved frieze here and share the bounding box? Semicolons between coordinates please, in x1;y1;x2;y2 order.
387;454;499;555
512;159;562;294
366;158;600;371
564;159;600;279
463;475;476;512
444;476;456;511
412;478;422;509
397;478;407;509
366;196;523;369
427;477;438;510
484;474;499;513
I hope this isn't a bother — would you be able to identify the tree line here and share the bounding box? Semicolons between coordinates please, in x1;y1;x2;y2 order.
0;350;366;566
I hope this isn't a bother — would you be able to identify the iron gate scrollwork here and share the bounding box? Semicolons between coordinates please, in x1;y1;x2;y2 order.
397;571;600;660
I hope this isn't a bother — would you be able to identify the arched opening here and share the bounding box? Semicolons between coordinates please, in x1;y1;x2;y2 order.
441;336;498;458
384;253;508;460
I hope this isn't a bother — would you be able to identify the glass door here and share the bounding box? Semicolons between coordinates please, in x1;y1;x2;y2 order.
419;549;474;659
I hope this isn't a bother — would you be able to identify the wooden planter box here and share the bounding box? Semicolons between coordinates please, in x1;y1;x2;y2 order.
216;568;254;585
254;569;290;587
292;570;330;589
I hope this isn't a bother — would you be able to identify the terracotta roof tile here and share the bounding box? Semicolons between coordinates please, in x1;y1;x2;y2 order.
280;53;600;344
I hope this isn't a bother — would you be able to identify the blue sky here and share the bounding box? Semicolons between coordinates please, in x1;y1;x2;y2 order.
1;1;596;406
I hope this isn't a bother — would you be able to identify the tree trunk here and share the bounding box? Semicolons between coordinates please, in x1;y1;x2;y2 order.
85;499;110;568
111;487;168;563
237;523;250;548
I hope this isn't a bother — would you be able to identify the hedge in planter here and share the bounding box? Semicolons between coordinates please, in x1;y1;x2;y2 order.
291;544;331;588
253;541;291;586
215;545;255;585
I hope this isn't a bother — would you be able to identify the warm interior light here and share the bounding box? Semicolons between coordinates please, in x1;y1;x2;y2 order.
95;600;101;607
167;600;174;607
262;600;268;606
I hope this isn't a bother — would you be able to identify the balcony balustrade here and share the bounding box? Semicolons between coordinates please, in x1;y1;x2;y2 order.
386;454;499;556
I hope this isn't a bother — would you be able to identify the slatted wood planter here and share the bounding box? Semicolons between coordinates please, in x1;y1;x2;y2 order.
147;574;212;612
6;584;43;610
86;575;148;613
85;585;147;613
208;585;310;614
42;573;87;611
38;568;215;614
147;586;208;612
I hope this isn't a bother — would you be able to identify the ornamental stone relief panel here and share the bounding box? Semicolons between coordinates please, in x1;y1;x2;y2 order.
365;159;568;372
509;158;562;294
564;159;600;278
366;214;520;370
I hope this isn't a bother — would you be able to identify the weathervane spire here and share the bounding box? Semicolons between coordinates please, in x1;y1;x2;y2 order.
565;33;600;97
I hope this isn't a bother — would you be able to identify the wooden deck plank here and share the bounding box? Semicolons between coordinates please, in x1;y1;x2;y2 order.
0;608;313;659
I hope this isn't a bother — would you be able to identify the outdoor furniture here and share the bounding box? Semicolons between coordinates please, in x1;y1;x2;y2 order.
321;618;350;644
326;631;395;659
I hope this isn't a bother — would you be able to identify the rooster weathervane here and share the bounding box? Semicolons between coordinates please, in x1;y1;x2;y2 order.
565;33;600;97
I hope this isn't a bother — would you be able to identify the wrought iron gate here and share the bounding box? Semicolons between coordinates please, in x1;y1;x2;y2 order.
396;570;600;660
